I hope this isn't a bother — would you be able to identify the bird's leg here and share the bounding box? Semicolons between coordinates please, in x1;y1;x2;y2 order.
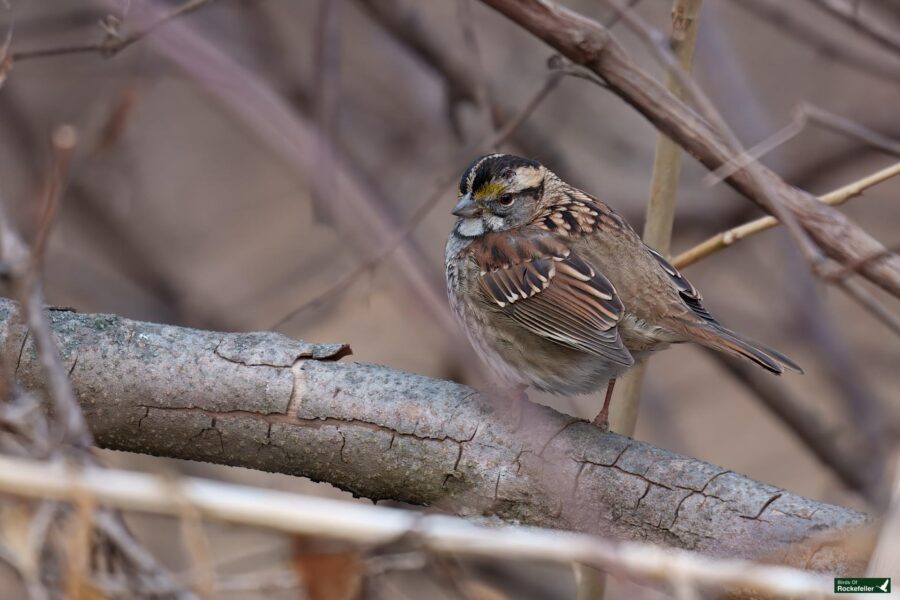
591;378;616;432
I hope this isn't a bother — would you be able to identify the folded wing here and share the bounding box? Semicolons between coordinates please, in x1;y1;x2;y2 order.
470;229;633;367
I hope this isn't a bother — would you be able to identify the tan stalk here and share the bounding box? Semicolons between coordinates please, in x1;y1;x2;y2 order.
578;2;703;598
673;161;900;269
607;0;702;437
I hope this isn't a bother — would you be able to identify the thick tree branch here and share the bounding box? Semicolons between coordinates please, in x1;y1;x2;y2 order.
0;299;867;573
478;0;900;296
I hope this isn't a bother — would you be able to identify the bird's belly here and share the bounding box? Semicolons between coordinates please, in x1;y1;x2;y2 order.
458;307;626;395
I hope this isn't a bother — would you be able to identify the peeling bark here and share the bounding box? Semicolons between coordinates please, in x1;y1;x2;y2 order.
0;299;867;573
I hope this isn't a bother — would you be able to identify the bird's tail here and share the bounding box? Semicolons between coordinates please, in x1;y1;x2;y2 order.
688;323;803;375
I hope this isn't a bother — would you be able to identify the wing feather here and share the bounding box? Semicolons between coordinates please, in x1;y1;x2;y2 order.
646;247;719;324
470;230;632;366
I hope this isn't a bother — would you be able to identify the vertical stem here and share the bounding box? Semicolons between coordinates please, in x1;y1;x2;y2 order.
642;0;703;253
582;2;702;597
608;0;703;437
574;561;607;600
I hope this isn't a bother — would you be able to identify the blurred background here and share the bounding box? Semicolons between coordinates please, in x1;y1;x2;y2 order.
1;0;898;597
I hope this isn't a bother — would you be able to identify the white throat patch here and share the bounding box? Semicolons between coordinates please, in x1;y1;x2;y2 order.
456;218;485;237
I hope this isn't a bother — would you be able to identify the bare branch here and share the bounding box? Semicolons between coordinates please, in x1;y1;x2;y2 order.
0;454;835;598
9;0;212;62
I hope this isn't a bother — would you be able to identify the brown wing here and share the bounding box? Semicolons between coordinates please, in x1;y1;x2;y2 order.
467;229;633;366
645;247;718;324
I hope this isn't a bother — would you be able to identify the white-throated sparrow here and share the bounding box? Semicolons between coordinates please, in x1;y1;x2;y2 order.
445;154;801;427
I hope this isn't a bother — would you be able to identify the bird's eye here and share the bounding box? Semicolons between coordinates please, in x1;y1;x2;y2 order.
498;194;515;206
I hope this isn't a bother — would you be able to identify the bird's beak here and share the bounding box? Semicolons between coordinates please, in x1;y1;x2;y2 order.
452;194;481;218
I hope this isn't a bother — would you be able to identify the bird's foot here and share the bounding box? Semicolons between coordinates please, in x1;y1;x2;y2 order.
591;410;610;432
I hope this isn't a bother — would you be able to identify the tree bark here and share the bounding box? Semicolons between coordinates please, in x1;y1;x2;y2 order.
0;299;866;573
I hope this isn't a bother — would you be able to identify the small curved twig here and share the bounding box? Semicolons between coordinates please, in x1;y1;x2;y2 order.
672;161;900;269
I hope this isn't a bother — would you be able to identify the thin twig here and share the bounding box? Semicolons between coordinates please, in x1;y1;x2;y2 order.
92;512;198;600
736;0;900;87
834;277;900;337
807;0;900;57
603;0;642;29
32;125;77;269
0;202;90;449
456;0;496;134
0;454;833;598
310;0;342;220
782;244;888;484
9;0;213;62
823;244;900;282
592;3;691;592
705;103;900;185
0;190;195;597
354;0;577;179
673;161;900;269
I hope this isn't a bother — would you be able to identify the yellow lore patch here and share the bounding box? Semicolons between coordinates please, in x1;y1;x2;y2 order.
473;180;505;199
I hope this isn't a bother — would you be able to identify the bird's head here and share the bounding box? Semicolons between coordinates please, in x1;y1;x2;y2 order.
452;154;548;237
